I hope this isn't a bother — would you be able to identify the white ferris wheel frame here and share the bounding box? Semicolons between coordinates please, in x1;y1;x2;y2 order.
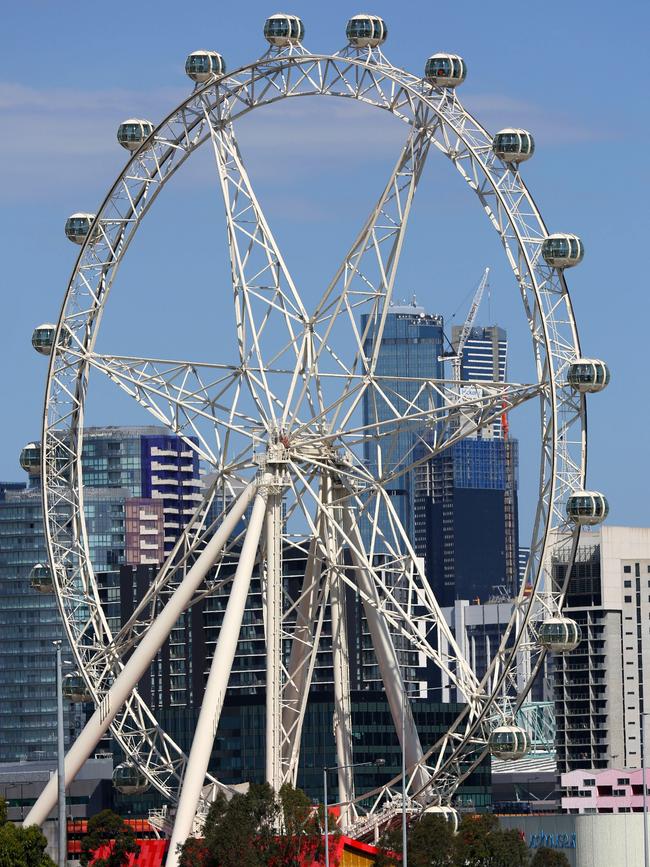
27;38;587;848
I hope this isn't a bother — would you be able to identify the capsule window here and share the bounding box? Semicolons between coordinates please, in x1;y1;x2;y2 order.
266;18;290;38
569;238;578;258
289;17;299;39
348;19;373;40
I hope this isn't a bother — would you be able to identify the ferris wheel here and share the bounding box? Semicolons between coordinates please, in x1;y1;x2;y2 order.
24;12;610;859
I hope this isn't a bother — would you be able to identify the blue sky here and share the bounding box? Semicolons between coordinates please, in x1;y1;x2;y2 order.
1;0;648;537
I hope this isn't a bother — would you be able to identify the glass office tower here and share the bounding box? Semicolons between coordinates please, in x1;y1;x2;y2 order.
361;300;444;543
0;426;202;762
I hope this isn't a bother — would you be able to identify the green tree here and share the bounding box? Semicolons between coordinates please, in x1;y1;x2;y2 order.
456;814;529;866
79;809;139;867
530;848;570;867
375;814;456;867
178;782;328;867
0;821;56;866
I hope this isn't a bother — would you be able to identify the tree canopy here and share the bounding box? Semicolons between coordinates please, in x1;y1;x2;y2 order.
178;782;325;867
79;809;139;867
0;797;55;867
530;848;571;867
376;811;531;867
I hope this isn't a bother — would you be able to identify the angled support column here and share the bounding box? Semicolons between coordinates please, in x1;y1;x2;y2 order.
327;479;355;828
264;489;283;791
167;482;269;866
341;505;429;795
24;481;258;829
281;531;326;783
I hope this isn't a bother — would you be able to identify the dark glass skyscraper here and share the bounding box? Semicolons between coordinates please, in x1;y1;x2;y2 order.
361;300;444;542
413;323;520;604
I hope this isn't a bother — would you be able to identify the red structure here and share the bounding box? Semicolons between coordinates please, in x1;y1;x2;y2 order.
81;833;386;866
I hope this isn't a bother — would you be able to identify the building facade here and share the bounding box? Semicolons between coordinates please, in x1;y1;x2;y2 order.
361;300;444;542
0;426;202;763
552;526;650;776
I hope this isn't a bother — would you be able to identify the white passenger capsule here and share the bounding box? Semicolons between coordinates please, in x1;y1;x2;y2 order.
264;13;304;46
112;763;150;795
566;491;609;526
64;213;96;245
541;233;584;268
492;128;535;163
538;617;582;652
346;14;387;47
489;725;531;760
424;53;466;87
185;50;226;82
62;674;92;703
32;323;72;356
20;443;41;475
117;118;154;151
567;359;610;394
29;563;54;594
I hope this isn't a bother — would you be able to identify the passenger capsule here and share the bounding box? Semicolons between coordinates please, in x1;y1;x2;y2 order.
492;128;535;163
541;233;584;268
538;617;582;652
488;725;531;760
62;674;92;703
566;490;609;526
64;213;96;245
346;14;387;47
264;13;304;46
117;118;154;151
29;563;54;594
185;50;226;83
112;762;150;795
32;323;72;356
567;359;610;394
424;53;467;87
20;443;41;475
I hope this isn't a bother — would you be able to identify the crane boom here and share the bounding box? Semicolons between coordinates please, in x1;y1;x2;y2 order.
451;266;490;381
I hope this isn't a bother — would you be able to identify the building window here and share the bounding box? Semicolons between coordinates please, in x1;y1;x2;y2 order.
625;596;633;603
624;565;632;573
625;580;632;588
584;778;596;786
617;778;630;785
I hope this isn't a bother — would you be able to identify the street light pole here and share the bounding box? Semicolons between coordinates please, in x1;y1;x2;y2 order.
643;711;649;867
54;641;66;867
323;766;329;867
402;685;408;867
323;758;385;866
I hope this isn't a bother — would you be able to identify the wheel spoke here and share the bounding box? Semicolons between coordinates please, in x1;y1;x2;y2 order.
287;125;433;429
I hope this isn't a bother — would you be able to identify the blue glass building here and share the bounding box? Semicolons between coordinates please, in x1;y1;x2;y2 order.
0;426;202;763
413;323;520;604
361;300;444;543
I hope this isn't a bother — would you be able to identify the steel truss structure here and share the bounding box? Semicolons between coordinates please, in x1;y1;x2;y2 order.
26;27;591;859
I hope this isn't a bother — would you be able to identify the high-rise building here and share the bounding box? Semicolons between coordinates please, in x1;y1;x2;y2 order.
552;526;650;777
452;324;507;438
361;300;444;542
0;426;202;763
413;437;520;604
413;320;519;603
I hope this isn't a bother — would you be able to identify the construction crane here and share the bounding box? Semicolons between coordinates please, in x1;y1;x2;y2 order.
443;266;490;381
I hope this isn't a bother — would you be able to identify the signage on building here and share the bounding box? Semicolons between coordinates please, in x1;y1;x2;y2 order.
528;830;577;850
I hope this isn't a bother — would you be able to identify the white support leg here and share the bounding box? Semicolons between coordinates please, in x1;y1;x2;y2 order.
327;480;355;827
341;505;430;795
265;491;283;791
167;484;269;866
24;481;258;829
281;533;326;783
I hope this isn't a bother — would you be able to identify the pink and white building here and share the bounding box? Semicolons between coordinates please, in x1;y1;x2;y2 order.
561;768;650;814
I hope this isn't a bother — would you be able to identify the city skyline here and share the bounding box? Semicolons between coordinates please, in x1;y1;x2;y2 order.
0;6;644;864
0;0;647;536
